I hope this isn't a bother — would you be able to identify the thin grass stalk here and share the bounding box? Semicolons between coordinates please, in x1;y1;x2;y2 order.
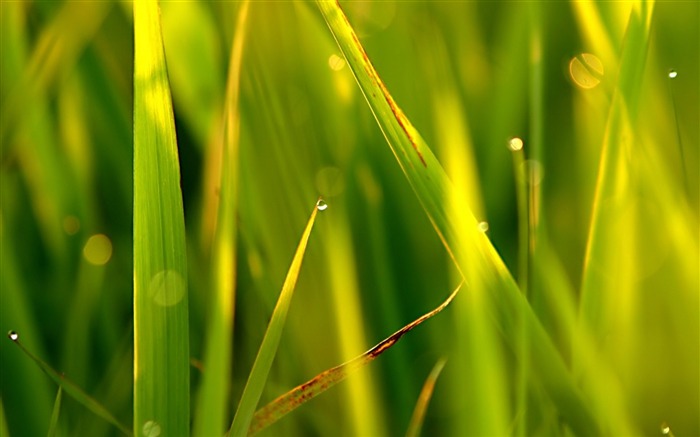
405;358;447;437
46;387;63;437
193;3;250;436
229;200;322;437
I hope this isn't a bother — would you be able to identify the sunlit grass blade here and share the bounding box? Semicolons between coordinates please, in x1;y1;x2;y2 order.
47;387;63;437
193;2;250;437
249;284;460;435
405;358;447;437
315;2;599;435
133;0;190;435
228;199;324;437
577;3;663;434
6;332;130;436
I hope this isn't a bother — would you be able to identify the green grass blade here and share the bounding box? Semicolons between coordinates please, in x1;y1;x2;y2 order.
405;358;447;437
133;0;190;435
577;3;657;434
228;199;323;437
46;387;63;437
249;284;460;435
193;2;250;437
0;397;9;437
315;2;599;435
6;333;130;436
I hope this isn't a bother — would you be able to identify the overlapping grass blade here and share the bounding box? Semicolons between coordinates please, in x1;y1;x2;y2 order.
6;333;130;435
577;3;665;434
228;200;323;437
315;2;599;435
405;358;447;437
193;2;250;436
249;284;460;435
0;1;110;151
47;387;63;437
133;0;190;435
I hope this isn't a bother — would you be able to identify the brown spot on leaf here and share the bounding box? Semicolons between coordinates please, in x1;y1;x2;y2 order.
249;283;461;435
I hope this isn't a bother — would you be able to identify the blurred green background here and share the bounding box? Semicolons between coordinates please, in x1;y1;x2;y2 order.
1;1;698;436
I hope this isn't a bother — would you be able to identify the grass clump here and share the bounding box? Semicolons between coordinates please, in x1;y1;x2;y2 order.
1;1;697;436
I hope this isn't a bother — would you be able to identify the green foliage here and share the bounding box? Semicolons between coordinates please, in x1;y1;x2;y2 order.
133;0;190;435
1;1;697;436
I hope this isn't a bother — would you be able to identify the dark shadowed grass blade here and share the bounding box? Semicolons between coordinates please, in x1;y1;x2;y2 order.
47;387;63;437
193;2;250;437
315;2;599;435
249;284;461;435
6;332;130;436
405;358;447;437
0;398;8;437
228;200;324;437
133;0;190;435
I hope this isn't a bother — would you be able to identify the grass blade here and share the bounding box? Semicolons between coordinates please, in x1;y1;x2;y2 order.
405;358;447;437
249;284;460;435
6;332;130;436
228;199;324;437
133;0;190;435
315;2;599;435
0;397;9;437
47;387;63;437
193;2;250;437
577;3;658;434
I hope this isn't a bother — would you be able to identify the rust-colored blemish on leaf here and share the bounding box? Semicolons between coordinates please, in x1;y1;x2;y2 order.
338;3;427;168
248;283;461;435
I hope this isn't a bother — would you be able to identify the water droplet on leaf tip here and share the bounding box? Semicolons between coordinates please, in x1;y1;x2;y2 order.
143;420;161;437
478;221;489;232
508;137;524;151
660;422;671;434
8;331;19;341
668;70;677;79
316;199;328;211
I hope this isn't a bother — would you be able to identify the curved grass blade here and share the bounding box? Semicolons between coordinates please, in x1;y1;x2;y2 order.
405;358;447;437
193;3;250;437
47;387;63;437
228;199;324;437
249;284;461;436
6;332;131;436
315;2;599;435
133;0;190;435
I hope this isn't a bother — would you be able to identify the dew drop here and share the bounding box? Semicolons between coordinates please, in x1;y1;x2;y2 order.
328;54;346;71
8;331;19;341
83;234;113;266
142;420;161;437
63;215;80;235
477;221;489;232
316;198;328;211
520;160;544;186
569;53;603;89
148;270;186;307
508;137;524;151
660;421;671;435
668;70;677;79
